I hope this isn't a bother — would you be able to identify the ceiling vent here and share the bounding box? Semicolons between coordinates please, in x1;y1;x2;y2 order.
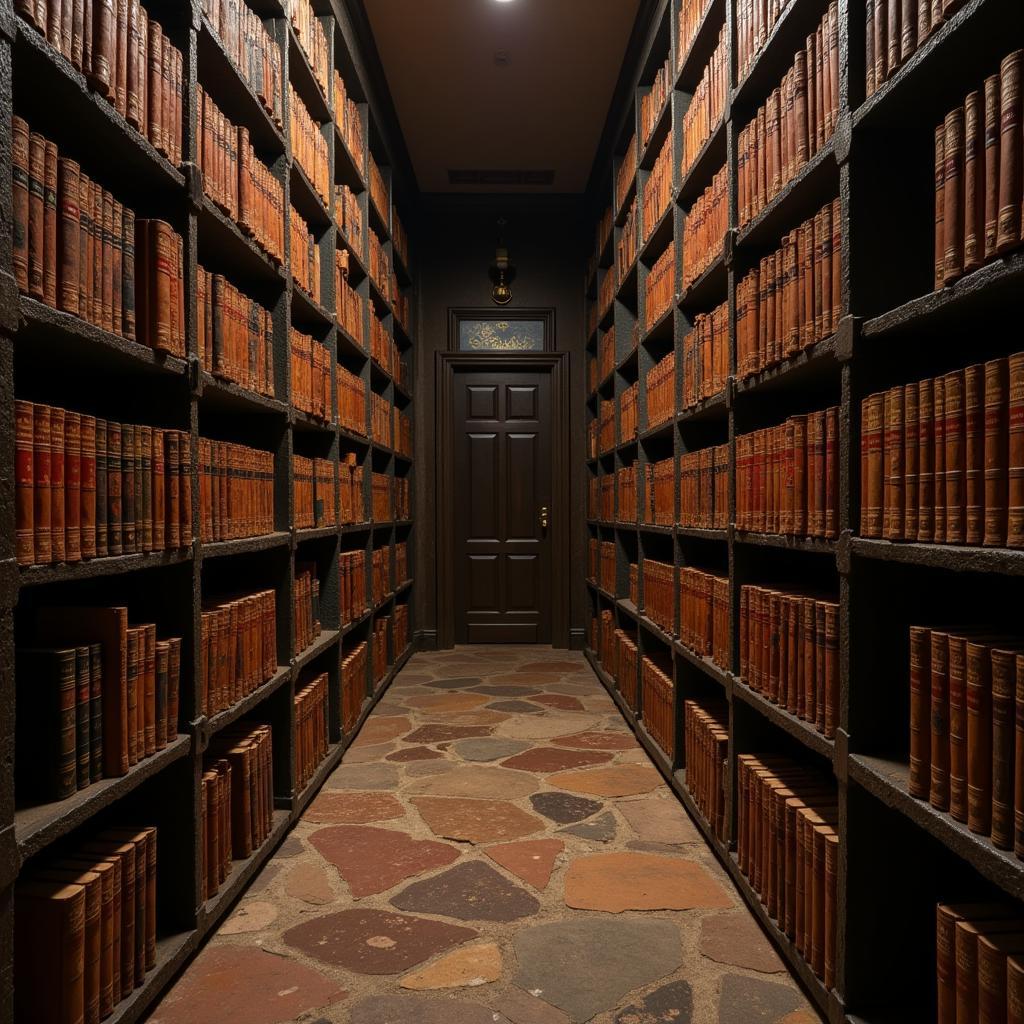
447;169;555;186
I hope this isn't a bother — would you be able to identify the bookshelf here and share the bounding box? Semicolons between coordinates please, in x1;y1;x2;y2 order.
0;1;415;1022
583;0;1024;1021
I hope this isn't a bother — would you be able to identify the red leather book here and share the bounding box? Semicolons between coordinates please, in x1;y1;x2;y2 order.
114;0;128;117
81;415;97;559
964;363;985;545
50;407;66;564
934;122;946;291
963;90;986;274
121;423;135;553
65;410;82;563
95;419;107;558
905;382;920;540
983;358;1009;547
101;190;113;332
12;116;31;294
934;374;947;542
107;420;123;555
15;400;35;565
918;377;935;542
983;75;1002;261
125;0;142;130
1008;351;1024;547
43;139;58;308
884;386;905;540
27;131;46;300
909;625;932;798
944;369;967;544
33;403;53;563
930;629;952;811
942;107;965;284
111;201;123;340
57;157;81;316
89;0;115;96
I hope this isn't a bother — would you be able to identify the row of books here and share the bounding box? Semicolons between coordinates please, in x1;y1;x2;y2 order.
341;640;367;732
294;456;337;530
16;823;158;1024
290;326;331;422
735;0;793;82
645;243;675;330
12;118;186;353
338;364;368;435
340;549;369;625
681;445;729;529
15;401;192;566
678;0;713;71
908;627;1023;854
289;83;329;207
202;0;283;127
288;0;329;99
620;382;639;445
369;228;391;301
340;454;364;526
683;301;729;408
290;205;321;304
934;51;1024;292
200;589;277;719
336;251;367;347
336;184;364;255
197;268;275;399
294;672;329;791
370;393;391;448
681;164;727;292
644;457;675;527
605;612;641;712
739;586;839;739
680;566;730;669
616;132;638;213
202;723;275;896
369;154;388;223
680;26;727;180
736;3;839;230
684;698;728;840
860;357;1024;548
736;198;842;377
736;755;838;990
371;547;391;606
641;51;673;147
642;135;673;243
646;350;675;430
334;68;366;177
372;616;389;686
16;1;184;164
866;0;962;98
642;654;674;757
17;613;182;803
617;196;639;288
594;539;617;595
198;438;274;542
294;564;322;654
736;407;841;539
393;604;410;660
643;558;676;636
617;465;639;522
371;317;401;380
198;86;285;264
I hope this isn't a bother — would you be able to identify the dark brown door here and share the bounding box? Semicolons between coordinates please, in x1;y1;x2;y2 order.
453;369;553;643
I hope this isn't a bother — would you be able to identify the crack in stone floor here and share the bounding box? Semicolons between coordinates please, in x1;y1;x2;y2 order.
147;647;823;1024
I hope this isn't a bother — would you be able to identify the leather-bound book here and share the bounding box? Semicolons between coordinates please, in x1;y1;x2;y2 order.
114;0;128;116
15;400;34;565
89;0;115;95
64;410;81;563
865;0;876;97
152;430;164;550
139;426;151;552
935;122;946;291
874;0;887;88
992;646;1018;848
77;174;91;321
956;918;1024;1024
899;0;915;63
943;107;966;285
884;386;905;539
918;377;936;542
106;421;122;556
43;140;58;307
886;0;900;80
996;51;1022;253
28;130;46;300
124;627;140;765
101;190;112;331
945;369;967;543
963;91;985;273
862;394;884;537
90;183;102;322
94;420;107;558
121;423;135;553
984;357;1009;546
979;932;1024;1023
110;202;122;340
966;638;1003;835
1009;352;1024;547
73;646;91;790
964;363;985;544
909;625;932;798
15;647;78;800
904;382;920;539
154;641;168;749
88;643;102;782
12;116;30;293
122;207;135;339
930;629;952;810
14;881;86;1024
164;430;179;549
166;636;180;739
50;407;66;563
34;403;53;563
935;374;947;541
825;407;839;538
57;157;81;315
178;431;192;545
125;0;141;129
937;905;1017;1024
80;415;97;559
984;75;1002;260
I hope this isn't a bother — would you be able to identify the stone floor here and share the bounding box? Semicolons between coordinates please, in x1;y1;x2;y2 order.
148;647;823;1024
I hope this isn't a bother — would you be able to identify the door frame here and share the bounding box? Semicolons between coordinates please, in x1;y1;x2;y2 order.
436;350;571;650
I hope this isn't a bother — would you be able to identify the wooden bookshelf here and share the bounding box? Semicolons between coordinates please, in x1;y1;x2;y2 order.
582;0;1024;1021
0;1;416;1021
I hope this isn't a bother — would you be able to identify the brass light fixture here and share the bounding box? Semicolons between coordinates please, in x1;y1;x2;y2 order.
488;220;516;305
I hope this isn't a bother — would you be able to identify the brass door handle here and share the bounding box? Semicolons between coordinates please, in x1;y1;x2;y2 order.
539;506;549;529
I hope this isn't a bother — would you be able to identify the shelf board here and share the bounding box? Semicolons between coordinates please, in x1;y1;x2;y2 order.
101;931;195;1024
732;679;836;761
19;546;193;588
205;665;293;738
617;597;641;622
850;535;1024;577
290;280;333;330
673;638;732;690
294;628;341;670
199;532;290;561
677;389;728;424
295;524;342;543
287;23;332;124
334;123;367;191
639;416;675;444
679;251;727;311
15;735;192;862
198;373;287;417
339;424;371;447
678;525;728;541
641;302;675;347
198;197;287;289
289;158;332;230
734;530;838;555
638;611;675;648
849;753;1024;902
734;333;840;399
676;0;726;92
639;522;674;536
677;116;727;206
341;606;373;637
639;200;676;266
336;323;369;363
292;407;335;434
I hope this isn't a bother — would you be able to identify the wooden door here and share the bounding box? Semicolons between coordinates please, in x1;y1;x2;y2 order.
453;369;553;643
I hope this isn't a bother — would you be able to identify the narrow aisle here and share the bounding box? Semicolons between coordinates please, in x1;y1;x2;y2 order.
148;647;821;1024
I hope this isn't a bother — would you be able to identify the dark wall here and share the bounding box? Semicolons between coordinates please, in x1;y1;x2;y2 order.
412;194;590;648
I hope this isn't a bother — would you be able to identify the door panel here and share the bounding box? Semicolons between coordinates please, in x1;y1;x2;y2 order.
453;370;552;643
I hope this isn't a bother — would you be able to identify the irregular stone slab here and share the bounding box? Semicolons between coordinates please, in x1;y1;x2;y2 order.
618;793;701;844
274;836;305;858
780;1012;821;1024
352;716;412;746
616;748;652;763
391;860;540;922
404;692;492;712
246;862;282;894
408;765;539;800
285;860;334;905
495;715;603;741
484;838;563;890
493;988;572;1024
392;673;436;685
700;913;784;974
399;942;502;990
552;731;637;751
717;976;803;1024
304;791;405;824
148;945;345;1024
472;684;543;696
386;745;446;762
454;737;532;762
344;743;397;764
614;980;693;1024
423;676;485;689
529;792;603;824
309;825;459;897
501;747;613;773
421;709;511;727
530;694;586;711
406;724;494;743
350;993;510;1024
405;761;456;778
627;840;690;855
548;764;662;798
414;796;544;844
516;660;586;673
558;811;617;843
564;852;731;912
513;917;683;1023
326;762;401;791
219;900;278;935
488;700;544;714
283;908;478;975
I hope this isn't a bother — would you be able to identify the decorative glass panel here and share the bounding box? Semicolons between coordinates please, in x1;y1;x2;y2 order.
458;318;546;352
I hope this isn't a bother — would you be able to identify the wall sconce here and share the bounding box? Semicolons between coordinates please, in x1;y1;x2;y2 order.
488;223;516;305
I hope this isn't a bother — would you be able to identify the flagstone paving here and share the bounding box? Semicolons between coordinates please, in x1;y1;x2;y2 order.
147;646;822;1024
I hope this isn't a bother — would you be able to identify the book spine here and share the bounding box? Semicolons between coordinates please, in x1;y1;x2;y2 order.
28;131;46;300
1010;352;1024;548
57;157;81;316
33;403;53;563
43;140;58;308
964;363;985;545
931;631;950;811
945;370;966;544
89;643;103;783
997;52;1022;253
909;625;932;798
90;0;115;95
963;91;985;274
75;646;91;790
81;415;97;559
992;648;1016;849
965;641;993;834
935;122;945;291
107;421;123;555
12;117;31;293
96;419;108;557
984;74;1002;261
984;357;1009;547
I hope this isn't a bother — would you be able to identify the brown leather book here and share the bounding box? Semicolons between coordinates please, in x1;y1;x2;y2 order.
94;421;107;558
80;415;97;559
57;158;81;316
101;190;113;332
909;625;932;798
865;0;875;97
884;386;905;539
886;0;900;79
937;905;1018;1024
918;377;936;542
89;0;115;95
77;173;92;322
79;839;134;997
899;0;916;62
88;643;103;781
931;629;952;810
996;51;1022;253
861;395;884;536
50;407;66;564
965;363;985;544
114;0;128;117
122;206;135;339
945;369;967;543
979;932;1024;1023
934;122;946;291
14;881;86;1024
121;423;135;553
43;140;59;308
12;115;31;294
943;107;966;285
984;74;1002;261
125;627;141;765
62;856;115;1016
985;357;1009;547
935;374;948;541
110;202;122;340
992;646;1018;848
165;429;179;549
957;918;1024;1024
106;421;122;556
33;403;53;564
28;131;46;300
904;382;920;539
15;400;35;565
963;91;986;274
874;0;887;87
64;410;81;563
139;425;151;553
152;430;164;551
1010;352;1024;548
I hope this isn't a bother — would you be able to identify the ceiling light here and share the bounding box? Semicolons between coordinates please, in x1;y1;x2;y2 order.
493;0;516;4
